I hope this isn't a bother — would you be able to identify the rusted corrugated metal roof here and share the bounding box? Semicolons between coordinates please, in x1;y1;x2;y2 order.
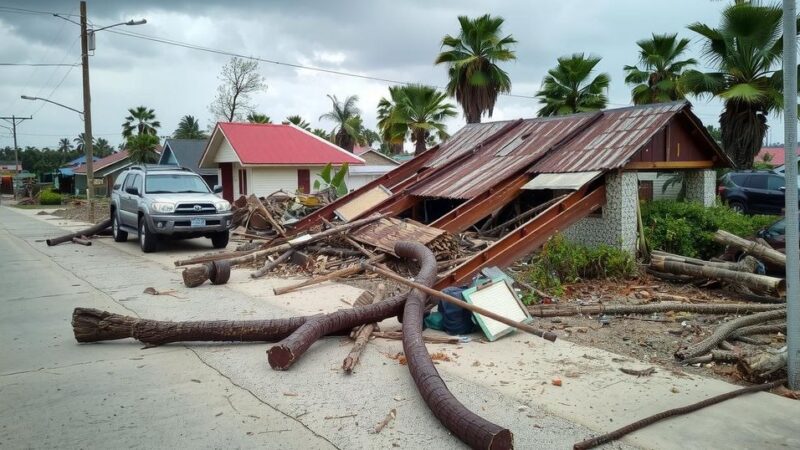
530;101;687;173
412;114;596;199
350;217;445;254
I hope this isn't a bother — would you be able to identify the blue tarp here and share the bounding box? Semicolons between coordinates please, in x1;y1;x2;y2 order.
56;167;74;176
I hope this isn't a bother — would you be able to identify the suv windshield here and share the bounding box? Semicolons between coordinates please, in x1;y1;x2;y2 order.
145;174;210;194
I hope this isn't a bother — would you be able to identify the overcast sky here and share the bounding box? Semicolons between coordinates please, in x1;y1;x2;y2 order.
0;0;788;151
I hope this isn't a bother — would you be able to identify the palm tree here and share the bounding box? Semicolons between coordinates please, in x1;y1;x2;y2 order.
122;106;160;138
173;115;208;139
377;84;457;155
73;133;94;152
94;138;113;157
311;128;330;140
536;53;610;117
681;2;794;169
319;95;365;151
246;112;271;124
624;33;697;105
435;14;516;124
57;138;72;153
285;115;311;130
126;134;160;164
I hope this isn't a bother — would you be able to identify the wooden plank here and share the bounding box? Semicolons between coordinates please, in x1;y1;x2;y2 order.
350;217;445;255
334;185;392;222
624;160;714;170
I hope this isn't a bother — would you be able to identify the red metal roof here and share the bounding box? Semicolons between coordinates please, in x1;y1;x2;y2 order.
530;102;687;173
215;123;364;165
74;150;129;174
756;146;800;166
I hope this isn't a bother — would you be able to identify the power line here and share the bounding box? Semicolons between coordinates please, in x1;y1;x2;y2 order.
106;28;542;100
0;63;79;67
0;6;80;17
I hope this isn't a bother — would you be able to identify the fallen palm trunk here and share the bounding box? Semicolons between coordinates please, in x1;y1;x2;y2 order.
363;261;557;341
731;323;787;338
527;302;781;318
712;230;786;268
177;213;385;269
251;249;294;279
46;218;111;246
649;259;785;296
738;348;788;380
650;251;758;273
343;285;385;374
398;241;513;450
572;379;786;450
675;309;786;360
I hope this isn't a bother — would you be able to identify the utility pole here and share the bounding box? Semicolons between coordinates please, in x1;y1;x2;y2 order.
782;0;799;390
1;115;32;199
80;0;96;223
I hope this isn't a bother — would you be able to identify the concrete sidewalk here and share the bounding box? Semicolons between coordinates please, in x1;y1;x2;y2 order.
3;205;799;449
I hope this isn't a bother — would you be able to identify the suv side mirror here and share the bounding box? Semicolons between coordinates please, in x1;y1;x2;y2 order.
126;186;140;196
213;185;223;194
779;186;786;191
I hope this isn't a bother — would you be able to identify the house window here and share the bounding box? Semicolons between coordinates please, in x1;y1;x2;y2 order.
238;169;247;195
298;169;310;193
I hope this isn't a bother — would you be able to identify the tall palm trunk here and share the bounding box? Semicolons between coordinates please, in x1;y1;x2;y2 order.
336;129;354;152
413;130;427;156
721;100;768;169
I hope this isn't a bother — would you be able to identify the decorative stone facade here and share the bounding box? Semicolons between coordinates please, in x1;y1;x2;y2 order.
684;169;716;206
563;171;638;254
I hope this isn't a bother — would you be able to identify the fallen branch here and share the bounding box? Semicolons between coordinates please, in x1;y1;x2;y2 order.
681;350;740;366
371;330;461;345
46;218;111;246
397;241;513;450
343;285;385;374
675;309;787;360
272;257;386;295
373;408;396;434
573;379;785;450
649;259;785;296
713;230;786;268
650;251;758;273
71;236;92;246
251;249;294;279
527;302;781;318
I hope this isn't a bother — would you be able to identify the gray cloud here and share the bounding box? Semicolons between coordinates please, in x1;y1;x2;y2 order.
0;0;785;150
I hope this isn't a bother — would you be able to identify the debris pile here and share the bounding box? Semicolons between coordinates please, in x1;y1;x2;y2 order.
229;192;326;238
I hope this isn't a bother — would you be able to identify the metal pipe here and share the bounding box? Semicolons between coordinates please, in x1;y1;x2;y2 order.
782;0;799;389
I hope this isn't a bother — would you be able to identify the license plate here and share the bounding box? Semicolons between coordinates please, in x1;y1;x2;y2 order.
190;218;206;227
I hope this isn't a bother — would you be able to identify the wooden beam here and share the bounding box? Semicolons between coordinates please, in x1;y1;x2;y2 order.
624;160;714;170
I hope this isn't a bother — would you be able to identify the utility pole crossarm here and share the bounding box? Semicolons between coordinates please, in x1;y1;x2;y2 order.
0;115;32;178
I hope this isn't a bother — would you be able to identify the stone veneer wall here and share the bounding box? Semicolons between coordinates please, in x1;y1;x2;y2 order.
684;169;716;206
562;171;638;254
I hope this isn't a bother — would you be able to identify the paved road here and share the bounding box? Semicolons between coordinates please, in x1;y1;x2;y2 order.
0;207;603;449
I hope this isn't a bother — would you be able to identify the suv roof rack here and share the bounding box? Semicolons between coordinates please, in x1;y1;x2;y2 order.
128;164;194;173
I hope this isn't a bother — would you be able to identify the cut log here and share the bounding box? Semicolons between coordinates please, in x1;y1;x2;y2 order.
71;236;92;246
182;264;211;288
251;249;294;279
649;259;785;296
173;248;259;267
527;302;782;317
675;309;786;360
397;241;513;450
46;218;111;246
650;251;758;273
713;230;786;268
247;194;286;236
738;348;788;380
343;285;385;373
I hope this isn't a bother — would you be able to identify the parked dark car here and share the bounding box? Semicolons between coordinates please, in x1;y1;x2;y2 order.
720;216;794;271
718;171;791;214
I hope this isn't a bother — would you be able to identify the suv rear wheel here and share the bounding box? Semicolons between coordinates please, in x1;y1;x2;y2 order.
139;217;158;253
728;200;746;214
112;211;127;242
211;231;229;249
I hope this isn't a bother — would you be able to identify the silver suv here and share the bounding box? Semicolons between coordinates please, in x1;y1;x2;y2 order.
110;165;233;253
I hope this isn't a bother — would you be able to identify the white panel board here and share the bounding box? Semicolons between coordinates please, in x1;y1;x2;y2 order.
522;171;601;190
462;279;532;341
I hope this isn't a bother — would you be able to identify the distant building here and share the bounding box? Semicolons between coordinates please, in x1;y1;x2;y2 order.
350;146;400;190
158;138;218;188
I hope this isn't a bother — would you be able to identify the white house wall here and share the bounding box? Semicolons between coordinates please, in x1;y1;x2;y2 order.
214;138;239;163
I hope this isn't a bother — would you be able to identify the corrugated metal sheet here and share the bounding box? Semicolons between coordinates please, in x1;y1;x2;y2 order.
530;101;687;173
522;171;602;190
412;114;596;199
350;217;445;254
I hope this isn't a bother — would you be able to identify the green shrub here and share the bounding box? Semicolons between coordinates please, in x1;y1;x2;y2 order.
642;200;776;259
39;189;62;205
522;234;636;302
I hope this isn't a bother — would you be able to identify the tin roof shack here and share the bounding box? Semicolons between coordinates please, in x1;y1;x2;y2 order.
290;101;731;288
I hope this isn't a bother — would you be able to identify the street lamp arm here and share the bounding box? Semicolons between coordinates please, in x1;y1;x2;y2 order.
20;95;84;115
92;19;147;32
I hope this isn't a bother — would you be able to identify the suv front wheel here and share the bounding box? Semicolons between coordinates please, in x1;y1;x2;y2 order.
211;231;229;249
139;217;158;253
112;211;127;242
